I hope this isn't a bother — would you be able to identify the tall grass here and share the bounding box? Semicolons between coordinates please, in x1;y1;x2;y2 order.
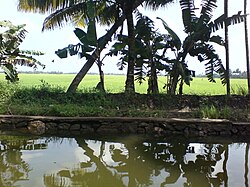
199;105;233;119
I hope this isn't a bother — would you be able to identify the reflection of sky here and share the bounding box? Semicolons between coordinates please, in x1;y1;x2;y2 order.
227;143;247;187
19;138;84;187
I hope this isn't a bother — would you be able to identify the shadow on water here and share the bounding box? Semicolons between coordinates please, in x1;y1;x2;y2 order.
0;132;250;187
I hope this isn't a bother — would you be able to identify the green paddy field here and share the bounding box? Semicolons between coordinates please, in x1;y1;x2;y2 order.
0;73;248;95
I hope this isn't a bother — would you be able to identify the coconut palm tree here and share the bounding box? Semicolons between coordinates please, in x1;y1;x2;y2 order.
244;0;250;96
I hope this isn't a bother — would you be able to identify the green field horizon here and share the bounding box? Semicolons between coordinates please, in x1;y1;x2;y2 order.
0;73;248;95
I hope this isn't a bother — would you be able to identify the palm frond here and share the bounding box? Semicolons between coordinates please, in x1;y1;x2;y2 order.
199;44;226;84
42;2;88;30
197;0;217;29
0;21;27;49
20;50;44;56
18;0;82;14
0;64;19;82
135;64;147;84
157;17;182;50
95;2;117;26
143;0;176;10
1;20;45;81
226;11;247;26
200;0;217;21
179;0;197;33
211;12;247;32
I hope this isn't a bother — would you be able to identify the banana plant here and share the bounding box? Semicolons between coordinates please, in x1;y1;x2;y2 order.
107;13;173;94
55;0;106;92
0;20;44;82
159;0;247;95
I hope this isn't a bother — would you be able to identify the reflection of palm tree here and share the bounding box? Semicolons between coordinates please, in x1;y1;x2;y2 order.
76;139;126;187
43;139;126;187
223;144;229;187
43;138;228;187
245;144;249;187
0;136;48;186
44;173;69;187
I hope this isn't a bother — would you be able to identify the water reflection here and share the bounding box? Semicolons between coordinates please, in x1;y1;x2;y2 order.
0;135;47;186
0;134;250;187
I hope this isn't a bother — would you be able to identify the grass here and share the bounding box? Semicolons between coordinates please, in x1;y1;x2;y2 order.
0;81;173;117
0;73;249;120
0;73;248;95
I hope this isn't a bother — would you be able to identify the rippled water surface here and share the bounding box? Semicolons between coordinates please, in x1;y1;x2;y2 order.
0;133;250;187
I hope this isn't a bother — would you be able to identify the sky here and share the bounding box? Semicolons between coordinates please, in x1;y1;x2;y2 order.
0;0;249;75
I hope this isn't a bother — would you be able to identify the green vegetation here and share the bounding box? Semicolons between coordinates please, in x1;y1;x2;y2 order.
0;74;249;121
199;105;233;119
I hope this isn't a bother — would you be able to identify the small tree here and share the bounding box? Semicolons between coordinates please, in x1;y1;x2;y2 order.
0;20;44;82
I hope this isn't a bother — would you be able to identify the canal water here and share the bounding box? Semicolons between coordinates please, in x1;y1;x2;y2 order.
0;132;249;187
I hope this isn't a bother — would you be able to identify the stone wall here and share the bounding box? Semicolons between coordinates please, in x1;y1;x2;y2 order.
0;115;250;137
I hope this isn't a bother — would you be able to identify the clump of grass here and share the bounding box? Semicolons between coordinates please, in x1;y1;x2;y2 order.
220;106;232;119
199;105;233;119
200;105;220;119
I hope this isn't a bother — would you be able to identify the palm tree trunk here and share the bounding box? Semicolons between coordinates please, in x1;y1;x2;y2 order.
124;2;135;93
169;68;179;95
66;16;125;93
148;66;159;94
224;0;230;96
96;57;105;92
244;0;250;96
147;51;159;94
